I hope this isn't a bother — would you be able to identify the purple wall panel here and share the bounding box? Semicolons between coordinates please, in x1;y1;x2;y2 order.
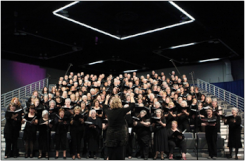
1;59;46;93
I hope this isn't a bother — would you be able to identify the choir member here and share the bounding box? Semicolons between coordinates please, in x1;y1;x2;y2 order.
167;121;187;160
22;105;38;158
177;101;190;132
41;87;49;96
38;110;52;158
133;110;151;160
164;102;177;129
201;107;217;159
70;106;84;159
86;110;102;159
41;94;49;109
103;93;135;160
152;109;168;160
102;115;109;160
203;96;212;107
211;100;222;132
223;107;242;159
4;103;22;159
124;102;133;159
27;90;41;103
54;108;69;159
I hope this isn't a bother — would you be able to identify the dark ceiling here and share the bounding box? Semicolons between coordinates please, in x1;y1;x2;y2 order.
1;1;244;75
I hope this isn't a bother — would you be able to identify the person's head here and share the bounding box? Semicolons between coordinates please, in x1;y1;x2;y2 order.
56;96;61;103
9;102;16;111
155;109;162;117
11;97;21;106
192;98;197;104
212;101;217;107
205;96;212;104
155;102;161;108
187;94;192;101
231;107;238;115
90;109;96;118
206;107;213;116
65;98;71;107
201;94;206;101
59;109;65;117
140;110;147;118
74;106;81;115
111;97;122;109
178;97;183;104
180;100;187;107
34;98;39;106
70;94;75;101
49;100;56;108
168;102;175;108
33;90;38;97
29;105;35;114
171;121;178;129
42;110;49;119
93;99;100;107
197;103;203;110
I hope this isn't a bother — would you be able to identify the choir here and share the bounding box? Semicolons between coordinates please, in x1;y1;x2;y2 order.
3;70;242;160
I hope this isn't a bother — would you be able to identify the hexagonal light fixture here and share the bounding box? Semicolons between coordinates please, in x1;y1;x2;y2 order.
53;1;195;40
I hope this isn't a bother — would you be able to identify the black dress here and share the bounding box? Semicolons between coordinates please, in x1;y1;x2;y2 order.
4;111;22;156
23;114;37;142
205;116;217;158
38;118;51;153
103;103;135;160
153;117;168;153
54;116;69;150
134;117;151;158
178;112;190;132
225;116;242;148
86;117;102;154
70;114;84;155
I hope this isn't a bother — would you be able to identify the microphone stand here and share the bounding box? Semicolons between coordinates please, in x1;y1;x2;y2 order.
170;59;181;75
65;63;73;76
189;71;199;160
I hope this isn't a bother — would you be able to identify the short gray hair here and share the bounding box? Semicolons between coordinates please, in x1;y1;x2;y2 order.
49;100;56;106
231;107;238;113
42;110;49;117
65;98;71;103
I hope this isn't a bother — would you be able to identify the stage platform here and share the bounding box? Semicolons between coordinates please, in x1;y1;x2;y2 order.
1;153;243;160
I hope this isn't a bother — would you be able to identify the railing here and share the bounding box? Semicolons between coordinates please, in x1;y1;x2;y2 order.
1;78;49;109
197;79;244;111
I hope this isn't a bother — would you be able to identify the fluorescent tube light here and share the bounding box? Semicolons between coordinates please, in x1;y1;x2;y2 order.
123;70;138;73
88;60;104;65
170;42;196;49
53;1;195;40
199;58;220;63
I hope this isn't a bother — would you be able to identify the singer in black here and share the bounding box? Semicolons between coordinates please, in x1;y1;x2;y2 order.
22;105;38;158
133;110;151;160
167;121;187;160
70;106;84;160
177;101;190;132
54;108;69;159
223;107;242;159
152;109;168;160
86;109;102;159
201;107;217;159
103;93;135;160
4;103;22;159
38;110;52;158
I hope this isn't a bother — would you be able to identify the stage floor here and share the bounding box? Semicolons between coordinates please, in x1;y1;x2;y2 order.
1;152;244;160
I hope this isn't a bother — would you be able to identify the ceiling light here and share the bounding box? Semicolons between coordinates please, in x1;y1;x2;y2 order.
88;60;104;65
123;69;138;73
53;1;195;40
199;58;220;63
170;42;196;49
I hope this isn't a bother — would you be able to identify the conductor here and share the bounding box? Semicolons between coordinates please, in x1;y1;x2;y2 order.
103;93;135;160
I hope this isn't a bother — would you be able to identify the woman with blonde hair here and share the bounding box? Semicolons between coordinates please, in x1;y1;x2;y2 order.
103;93;135;160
